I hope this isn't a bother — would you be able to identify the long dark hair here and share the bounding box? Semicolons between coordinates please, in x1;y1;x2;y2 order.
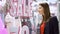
39;3;51;21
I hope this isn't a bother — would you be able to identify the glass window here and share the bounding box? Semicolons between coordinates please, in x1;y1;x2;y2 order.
26;0;28;6
0;0;2;1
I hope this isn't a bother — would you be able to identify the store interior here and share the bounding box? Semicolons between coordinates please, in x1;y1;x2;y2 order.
0;0;60;34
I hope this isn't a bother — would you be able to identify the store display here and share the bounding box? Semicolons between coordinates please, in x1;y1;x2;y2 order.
21;17;31;34
49;2;58;16
0;0;6;7
0;15;8;34
7;0;32;17
0;0;59;34
47;0;57;2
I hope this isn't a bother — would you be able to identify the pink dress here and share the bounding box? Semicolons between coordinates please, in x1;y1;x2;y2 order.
0;16;8;34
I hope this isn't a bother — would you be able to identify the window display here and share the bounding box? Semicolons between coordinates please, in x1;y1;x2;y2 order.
0;0;6;7
0;0;59;34
0;0;2;1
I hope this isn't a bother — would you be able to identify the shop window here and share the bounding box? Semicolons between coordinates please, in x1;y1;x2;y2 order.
26;0;28;6
0;0;2;1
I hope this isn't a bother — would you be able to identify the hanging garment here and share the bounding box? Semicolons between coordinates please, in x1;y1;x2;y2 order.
22;18;32;34
0;15;8;34
44;16;59;34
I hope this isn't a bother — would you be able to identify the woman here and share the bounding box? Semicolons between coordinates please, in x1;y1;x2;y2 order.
38;3;59;34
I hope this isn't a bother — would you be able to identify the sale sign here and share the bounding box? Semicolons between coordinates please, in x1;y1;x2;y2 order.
8;0;32;17
5;0;36;34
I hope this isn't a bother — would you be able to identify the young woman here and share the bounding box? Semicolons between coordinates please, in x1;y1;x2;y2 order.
38;3;59;34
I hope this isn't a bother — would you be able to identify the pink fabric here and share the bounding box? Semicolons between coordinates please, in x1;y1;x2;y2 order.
0;16;4;29
0;16;8;34
0;29;8;34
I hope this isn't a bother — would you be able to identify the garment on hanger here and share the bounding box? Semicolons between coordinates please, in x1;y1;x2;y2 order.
0;15;8;34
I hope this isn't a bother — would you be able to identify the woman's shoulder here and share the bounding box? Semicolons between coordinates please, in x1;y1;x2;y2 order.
47;16;59;23
50;16;58;21
50;16;57;19
46;16;58;23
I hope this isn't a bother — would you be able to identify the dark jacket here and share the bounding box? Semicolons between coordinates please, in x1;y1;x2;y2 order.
44;16;59;34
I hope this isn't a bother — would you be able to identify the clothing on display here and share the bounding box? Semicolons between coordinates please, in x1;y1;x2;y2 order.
0;15;8;34
21;17;32;34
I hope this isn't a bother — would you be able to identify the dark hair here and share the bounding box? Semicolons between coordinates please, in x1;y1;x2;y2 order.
39;3;51;21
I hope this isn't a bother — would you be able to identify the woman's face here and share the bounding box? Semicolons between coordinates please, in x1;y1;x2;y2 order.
38;5;44;15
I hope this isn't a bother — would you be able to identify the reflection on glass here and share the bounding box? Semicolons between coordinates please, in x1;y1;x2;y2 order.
59;3;60;21
0;0;2;1
26;0;28;6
